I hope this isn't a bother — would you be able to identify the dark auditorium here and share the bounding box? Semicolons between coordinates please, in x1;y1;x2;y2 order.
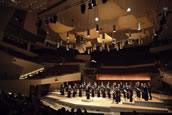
0;0;172;115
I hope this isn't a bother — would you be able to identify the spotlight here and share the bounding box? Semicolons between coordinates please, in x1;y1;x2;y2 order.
88;2;92;9
137;22;141;31
113;25;116;32
74;33;77;40
102;33;105;40
126;8;131;12
67;32;69;39
95;17;99;21
102;0;107;4
96;24;99;32
81;3;86;14
87;29;90;37
92;0;96;7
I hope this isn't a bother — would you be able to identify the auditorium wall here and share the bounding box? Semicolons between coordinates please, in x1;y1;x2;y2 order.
0;72;81;96
12;57;44;75
0;51;23;79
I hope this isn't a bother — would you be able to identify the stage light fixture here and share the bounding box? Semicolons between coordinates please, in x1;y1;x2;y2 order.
81;3;86;14
102;33;105;40
88;2;92;9
102;0;107;4
74;33;77;40
67;32;69;39
127;8;131;12
92;0;96;7
95;17;99;21
96;24;99;32
137;22;141;31
113;25;116;32
87;29;90;37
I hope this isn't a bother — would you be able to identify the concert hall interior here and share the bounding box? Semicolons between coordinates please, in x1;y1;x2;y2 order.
0;0;172;115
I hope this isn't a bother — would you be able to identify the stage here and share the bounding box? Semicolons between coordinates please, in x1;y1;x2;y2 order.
41;91;172;114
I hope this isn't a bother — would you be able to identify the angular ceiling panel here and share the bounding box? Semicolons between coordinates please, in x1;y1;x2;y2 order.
98;0;127;21
131;17;153;30
49;21;74;33
77;27;100;39
97;33;113;43
59;32;76;43
117;14;138;30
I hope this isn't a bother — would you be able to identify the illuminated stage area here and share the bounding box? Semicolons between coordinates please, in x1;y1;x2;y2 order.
41;91;172;114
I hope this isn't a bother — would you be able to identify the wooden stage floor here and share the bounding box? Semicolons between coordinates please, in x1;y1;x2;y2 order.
41;91;172;114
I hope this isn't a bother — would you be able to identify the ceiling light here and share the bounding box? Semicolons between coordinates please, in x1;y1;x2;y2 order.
95;17;99;21
113;25;116;32
67;32;69;39
126;8;131;12
137;22;141;31
88;49;90;54
57;42;60;48
96;24;99;32
66;45;69;51
88;2;92;9
74;33;77;40
87;29;90;37
92;0;97;7
91;60;96;63
102;0;107;4
81;3;86;14
11;0;16;3
102;33;105;40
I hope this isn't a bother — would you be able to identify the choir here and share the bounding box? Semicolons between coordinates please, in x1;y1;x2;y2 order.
60;81;152;104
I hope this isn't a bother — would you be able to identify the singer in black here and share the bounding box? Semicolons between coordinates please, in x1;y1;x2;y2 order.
79;85;82;97
107;85;111;98
112;88;116;103
116;88;121;104
67;85;71;98
135;82;141;99
86;86;90;99
91;87;95;97
73;87;77;97
147;82;152;100
129;85;133;102
60;84;65;95
97;86;101;97
143;83;148;101
102;87;106;98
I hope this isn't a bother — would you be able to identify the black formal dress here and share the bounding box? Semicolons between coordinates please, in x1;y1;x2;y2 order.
143;86;148;101
79;88;82;97
91;88;95;97
116;89;121;104
148;85;152;100
129;88;133;102
67;88;71;98
135;85;141;98
102;88;106;98
112;90;116;102
97;89;101;97
107;88;111;98
86;87;90;99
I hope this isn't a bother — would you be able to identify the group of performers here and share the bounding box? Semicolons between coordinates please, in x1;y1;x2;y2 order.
60;81;152;104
